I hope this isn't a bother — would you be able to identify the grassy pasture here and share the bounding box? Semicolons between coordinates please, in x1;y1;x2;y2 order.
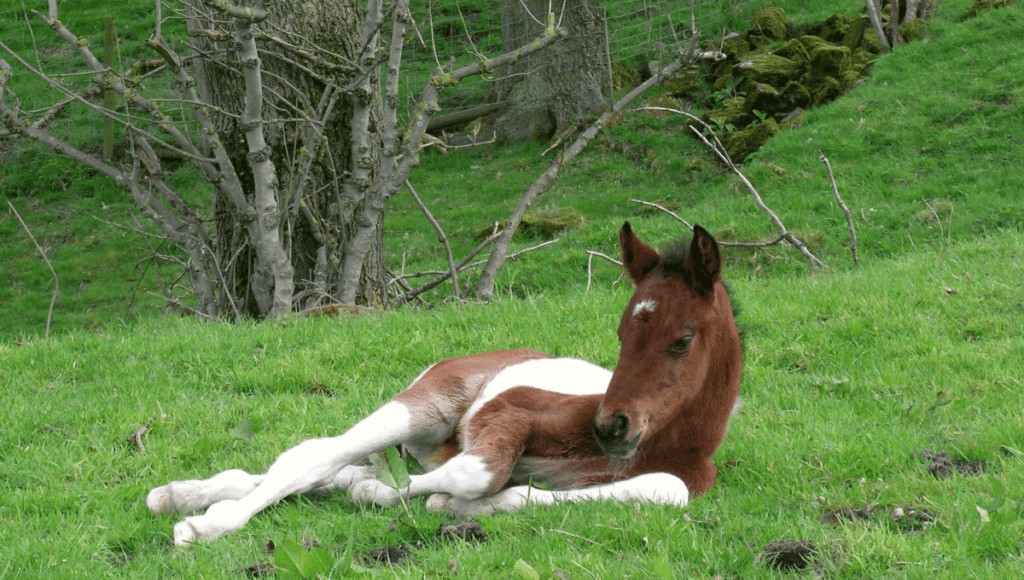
2;227;1021;578
1;0;1023;577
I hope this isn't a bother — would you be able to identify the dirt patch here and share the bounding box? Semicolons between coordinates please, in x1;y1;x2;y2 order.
763;539;817;570
919;449;986;478
361;519;488;567
821;505;936;532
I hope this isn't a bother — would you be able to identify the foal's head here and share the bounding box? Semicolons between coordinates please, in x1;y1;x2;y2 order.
593;222;741;459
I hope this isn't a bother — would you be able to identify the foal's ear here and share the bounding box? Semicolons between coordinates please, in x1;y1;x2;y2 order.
619;221;661;284
687;224;722;295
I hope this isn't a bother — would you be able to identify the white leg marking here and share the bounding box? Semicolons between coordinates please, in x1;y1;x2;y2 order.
168;401;413;544
350;454;492;507
428;472;689;517
147;469;264;516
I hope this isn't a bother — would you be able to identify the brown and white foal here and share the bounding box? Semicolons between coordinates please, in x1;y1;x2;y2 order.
147;222;742;544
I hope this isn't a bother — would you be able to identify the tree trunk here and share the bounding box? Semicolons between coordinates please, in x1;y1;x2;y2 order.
493;0;608;143
185;0;386;316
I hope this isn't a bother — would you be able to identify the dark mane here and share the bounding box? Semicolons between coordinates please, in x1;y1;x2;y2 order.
656;239;691;278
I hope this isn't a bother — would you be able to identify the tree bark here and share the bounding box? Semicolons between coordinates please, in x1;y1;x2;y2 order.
492;0;608;143
185;0;386;314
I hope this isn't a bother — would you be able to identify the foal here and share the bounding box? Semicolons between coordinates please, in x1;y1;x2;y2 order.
147;222;742;544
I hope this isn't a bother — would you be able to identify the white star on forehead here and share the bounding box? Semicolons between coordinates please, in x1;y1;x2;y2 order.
632;299;657;317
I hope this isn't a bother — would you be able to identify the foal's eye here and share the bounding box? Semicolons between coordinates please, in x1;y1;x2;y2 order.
669;335;693;356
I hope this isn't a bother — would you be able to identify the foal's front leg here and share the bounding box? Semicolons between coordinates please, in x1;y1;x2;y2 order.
156;401;416;545
431;472;690;516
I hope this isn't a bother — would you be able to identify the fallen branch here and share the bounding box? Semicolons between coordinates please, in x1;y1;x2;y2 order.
127;423;150;454
635;106;828;269
404;180;460;300
629;199;693;230
586;251;622;291
818;151;858;266
8;202;59;337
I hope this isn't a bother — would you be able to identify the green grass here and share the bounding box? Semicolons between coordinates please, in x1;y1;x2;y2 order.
2;0;1024;577
1;228;1021;578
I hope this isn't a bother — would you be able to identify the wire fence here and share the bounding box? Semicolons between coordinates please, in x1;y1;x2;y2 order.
397;0;760;117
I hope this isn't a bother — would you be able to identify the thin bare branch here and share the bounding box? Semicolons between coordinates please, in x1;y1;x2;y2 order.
636;106;828;269
629;199;693;230
8;202;59;337
818;151;858;266
404;180;460;299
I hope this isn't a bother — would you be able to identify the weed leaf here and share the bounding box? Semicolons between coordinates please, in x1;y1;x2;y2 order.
376;446;411;489
513;558;540;580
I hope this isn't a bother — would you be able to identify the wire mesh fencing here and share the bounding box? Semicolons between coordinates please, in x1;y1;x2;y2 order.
396;0;759;118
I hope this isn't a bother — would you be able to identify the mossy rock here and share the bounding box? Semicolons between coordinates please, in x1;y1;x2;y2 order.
745;82;784;118
665;67;700;97
840;69;864;91
967;0;1016;16
774;38;811;66
706;96;750;130
721;118;780;163
640;94;679;117
843;15;870;52
820;14;849;43
807;44;851;81
684;158;708;172
478;208;585;240
713;73;736;91
735;54;802;88
639;199;683;212
779;108;805;130
611;62;637;91
744;79;808;122
807;75;844;105
851;47;873;68
752;7;788;41
722;36;753;59
861;25;884;53
778;81;813;111
900;18;930;42
798;35;831;54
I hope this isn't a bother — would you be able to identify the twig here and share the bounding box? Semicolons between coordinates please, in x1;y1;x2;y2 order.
818;151;858;266
586;251;621;291
629;199;693;230
127;423;150;453
8;202;59;337
404;180;460;299
397;231;502;303
635;106;828;269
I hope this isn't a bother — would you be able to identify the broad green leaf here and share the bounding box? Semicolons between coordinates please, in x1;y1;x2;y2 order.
376;445;411;489
513;559;540;580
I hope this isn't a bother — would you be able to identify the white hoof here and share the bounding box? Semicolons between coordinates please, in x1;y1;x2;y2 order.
425;493;451;513
147;469;258;516
349;479;401;506
171;499;250;545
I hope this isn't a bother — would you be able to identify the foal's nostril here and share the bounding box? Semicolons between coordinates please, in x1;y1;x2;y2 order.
594;411;631;446
609;411;630;442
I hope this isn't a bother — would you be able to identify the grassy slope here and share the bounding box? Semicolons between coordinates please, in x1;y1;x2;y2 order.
1;0;1023;577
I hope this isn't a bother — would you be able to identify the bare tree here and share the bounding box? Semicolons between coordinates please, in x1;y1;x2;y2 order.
0;0;563;319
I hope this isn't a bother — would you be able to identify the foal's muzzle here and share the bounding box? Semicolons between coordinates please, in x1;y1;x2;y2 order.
593;411;641;458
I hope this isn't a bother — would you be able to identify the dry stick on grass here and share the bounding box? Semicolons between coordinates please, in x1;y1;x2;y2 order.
636;106;828;269
818;151;859;266
399;237;559;304
629;199;693;230
586;251;622;291
8;202;59;337
404;180;461;300
127;423;150;454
